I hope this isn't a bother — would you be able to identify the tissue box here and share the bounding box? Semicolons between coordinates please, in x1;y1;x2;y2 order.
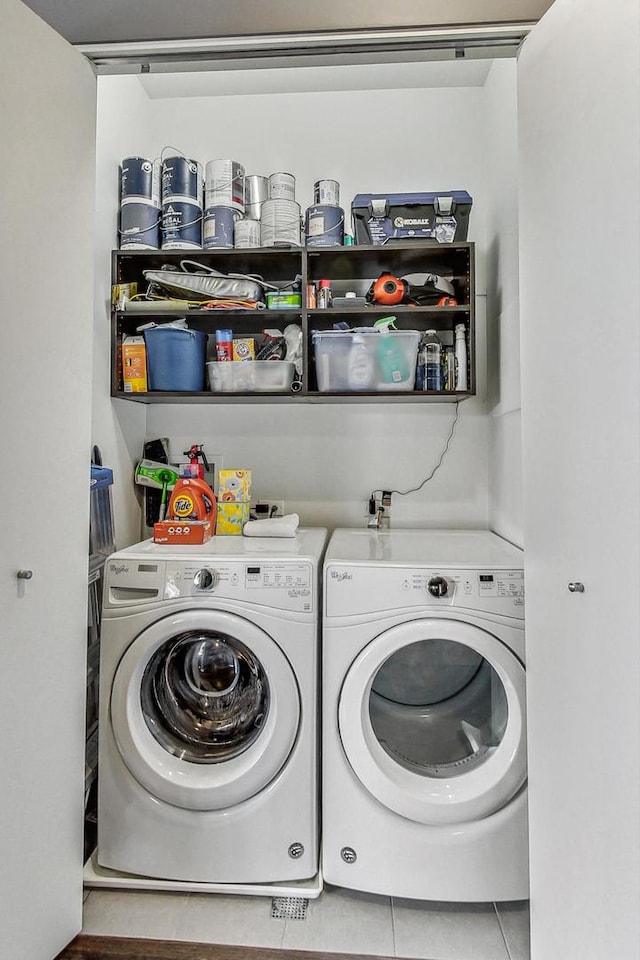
216;501;251;535
218;469;253;502
153;519;213;544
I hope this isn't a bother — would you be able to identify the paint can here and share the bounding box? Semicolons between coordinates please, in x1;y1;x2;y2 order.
204;159;245;212
120;157;161;205
268;172;296;202
260;199;301;247
161;200;202;250
202;205;241;249
313;179;340;207
243;175;269;220
119;200;161;249
305;204;345;247
234;218;261;249
161;155;202;204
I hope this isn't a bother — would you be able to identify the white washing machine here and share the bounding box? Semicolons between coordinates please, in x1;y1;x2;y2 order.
322;528;527;902
96;529;327;890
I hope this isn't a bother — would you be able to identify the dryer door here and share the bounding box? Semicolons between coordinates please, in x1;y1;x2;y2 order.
338;618;526;824
110;609;300;811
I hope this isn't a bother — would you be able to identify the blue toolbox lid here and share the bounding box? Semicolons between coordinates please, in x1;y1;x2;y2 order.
352;190;472;211
90;465;113;490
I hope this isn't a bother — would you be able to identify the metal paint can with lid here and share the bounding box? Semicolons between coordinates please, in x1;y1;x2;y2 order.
260;199;301;247
305;204;345;247
243;175;269;220
268;172;296;202
234;218;261;248
205;159;245;212
313;179;340;207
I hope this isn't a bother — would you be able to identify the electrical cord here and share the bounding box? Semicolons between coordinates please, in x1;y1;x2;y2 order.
370;399;464;502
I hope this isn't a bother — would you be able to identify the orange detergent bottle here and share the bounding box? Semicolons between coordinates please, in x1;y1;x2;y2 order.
167;476;217;524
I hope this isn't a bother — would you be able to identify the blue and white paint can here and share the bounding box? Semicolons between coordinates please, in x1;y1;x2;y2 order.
234;218;261;248
161;155;203;204
161;200;202;250
203;205;241;249
305;204;345;247
120;157;161;205
119;200;161;249
205;159;245;212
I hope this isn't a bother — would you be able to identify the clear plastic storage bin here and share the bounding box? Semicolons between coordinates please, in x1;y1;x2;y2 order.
90;465;115;557
312;329;420;392
207;360;296;393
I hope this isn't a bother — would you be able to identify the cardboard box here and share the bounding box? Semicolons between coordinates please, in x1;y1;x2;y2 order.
233;338;255;361
218;469;252;502
153;519;213;544
216;501;250;536
122;335;148;393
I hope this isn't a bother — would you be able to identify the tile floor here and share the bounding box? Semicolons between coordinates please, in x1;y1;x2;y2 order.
81;886;530;960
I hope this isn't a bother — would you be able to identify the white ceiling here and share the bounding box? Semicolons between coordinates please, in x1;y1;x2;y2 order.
21;0;555;45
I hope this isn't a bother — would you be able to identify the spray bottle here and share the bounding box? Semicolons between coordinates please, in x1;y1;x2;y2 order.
454;323;468;391
373;316;411;386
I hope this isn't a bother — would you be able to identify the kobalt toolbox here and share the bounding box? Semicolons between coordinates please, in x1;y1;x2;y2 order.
351;190;472;245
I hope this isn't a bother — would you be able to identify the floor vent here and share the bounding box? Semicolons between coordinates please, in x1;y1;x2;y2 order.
271;896;309;920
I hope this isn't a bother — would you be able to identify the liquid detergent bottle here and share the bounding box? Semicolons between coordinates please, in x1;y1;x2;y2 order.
347;332;376;390
419;329;444;392
167;476;217;523
454;322;468;391
374;316;410;387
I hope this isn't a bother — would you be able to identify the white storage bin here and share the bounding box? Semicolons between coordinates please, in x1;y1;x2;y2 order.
312;329;420;392
207;359;295;393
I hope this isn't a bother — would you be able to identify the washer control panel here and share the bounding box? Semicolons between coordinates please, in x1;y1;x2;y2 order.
325;564;524;618
105;558;315;613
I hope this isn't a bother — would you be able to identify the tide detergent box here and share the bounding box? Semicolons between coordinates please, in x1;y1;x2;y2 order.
122;336;147;392
153;519;213;544
218;469;252;502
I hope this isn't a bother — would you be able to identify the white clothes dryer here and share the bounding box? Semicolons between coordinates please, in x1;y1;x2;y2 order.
322;528;527;902
97;529;327;887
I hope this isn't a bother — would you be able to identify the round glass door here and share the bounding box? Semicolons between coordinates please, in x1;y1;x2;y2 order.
111;609;300;811
339;618;526;825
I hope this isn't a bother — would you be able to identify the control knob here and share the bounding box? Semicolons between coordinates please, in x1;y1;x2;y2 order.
427;575;448;598
193;568;218;591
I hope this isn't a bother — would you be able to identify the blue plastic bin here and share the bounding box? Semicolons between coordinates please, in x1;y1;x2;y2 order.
143;325;208;391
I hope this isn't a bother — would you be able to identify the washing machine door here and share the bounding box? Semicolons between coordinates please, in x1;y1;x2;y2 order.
338;618;526;824
110;609;300;811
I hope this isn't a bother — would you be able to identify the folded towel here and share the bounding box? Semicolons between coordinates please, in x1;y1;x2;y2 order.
243;513;300;538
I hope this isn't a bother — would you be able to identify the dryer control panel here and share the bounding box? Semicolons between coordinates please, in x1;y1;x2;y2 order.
104;557;316;613
325;564;524;619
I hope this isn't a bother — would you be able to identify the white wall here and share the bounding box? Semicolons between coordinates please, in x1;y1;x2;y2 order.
94;73;520;537
93;76;150;547
483;58;522;548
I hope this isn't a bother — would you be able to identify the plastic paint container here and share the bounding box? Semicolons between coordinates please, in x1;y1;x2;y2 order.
243;175;268;220
161;200;202;249
268;172;296;202
260;199;301;247
119;200;161;249
305;204;345;247
313;179;340;206
161;155;202;203
205;159;245;212
202;206;240;249
234;218;261;248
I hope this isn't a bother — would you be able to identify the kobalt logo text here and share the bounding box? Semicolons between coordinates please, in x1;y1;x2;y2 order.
331;571;353;581
393;217;430;227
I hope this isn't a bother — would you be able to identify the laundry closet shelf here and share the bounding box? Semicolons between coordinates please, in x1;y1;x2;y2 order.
111;242;476;401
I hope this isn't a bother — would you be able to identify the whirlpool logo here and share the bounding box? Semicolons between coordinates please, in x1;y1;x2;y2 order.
330;570;353;582
109;563;129;575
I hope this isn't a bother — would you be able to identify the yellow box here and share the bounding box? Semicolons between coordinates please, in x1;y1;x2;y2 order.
233;338;255;361
218;469;252;503
122;336;147;393
216;501;251;536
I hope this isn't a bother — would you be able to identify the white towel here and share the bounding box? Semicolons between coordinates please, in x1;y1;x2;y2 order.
243;513;300;538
